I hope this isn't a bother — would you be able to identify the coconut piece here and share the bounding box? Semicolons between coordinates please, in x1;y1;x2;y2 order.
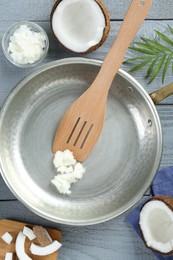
5;252;13;260
50;0;110;53
139;196;173;255
33;225;52;246
52;149;85;194
30;240;62;256
53;149;76;168
1;232;13;244
23;226;36;241
62;149;76;166
15;231;32;260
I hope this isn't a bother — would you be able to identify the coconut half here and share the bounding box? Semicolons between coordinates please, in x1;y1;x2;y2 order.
139;196;173;255
50;0;110;53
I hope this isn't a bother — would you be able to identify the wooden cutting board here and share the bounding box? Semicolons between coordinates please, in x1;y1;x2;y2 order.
0;219;62;259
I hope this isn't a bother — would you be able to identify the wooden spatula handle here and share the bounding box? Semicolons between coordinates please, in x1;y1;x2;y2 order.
52;0;153;161
92;0;152;94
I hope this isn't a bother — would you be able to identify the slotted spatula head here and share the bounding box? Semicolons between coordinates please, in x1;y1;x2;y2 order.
52;88;107;162
52;0;152;162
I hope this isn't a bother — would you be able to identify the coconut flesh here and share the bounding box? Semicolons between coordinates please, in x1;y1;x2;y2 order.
23;226;36;241
15;231;32;260
30;240;62;256
14;226;61;259
1;232;13;244
51;0;110;53
139;198;173;255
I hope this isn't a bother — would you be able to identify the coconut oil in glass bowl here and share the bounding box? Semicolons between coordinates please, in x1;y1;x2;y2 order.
2;21;49;68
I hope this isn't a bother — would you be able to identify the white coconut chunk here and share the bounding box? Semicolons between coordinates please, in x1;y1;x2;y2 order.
62;149;76;166
53;149;76;168
52;162;85;194
53;151;64;168
74;163;85;175
57;165;74;174
5;252;13;260
57;166;67;173
15;231;32;260
140;200;173;254
52;0;105;52
30;240;62;256
1;232;13;244
64;166;74;173
52;149;85;194
23;226;36;241
51;173;76;194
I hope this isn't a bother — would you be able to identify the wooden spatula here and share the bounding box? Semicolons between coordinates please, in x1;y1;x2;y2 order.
53;0;152;162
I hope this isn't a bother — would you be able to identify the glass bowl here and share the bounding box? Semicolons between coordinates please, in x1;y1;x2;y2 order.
2;21;49;68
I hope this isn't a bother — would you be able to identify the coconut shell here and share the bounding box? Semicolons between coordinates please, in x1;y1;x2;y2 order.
33;225;52;246
149;195;173;209
50;0;110;54
139;195;173;256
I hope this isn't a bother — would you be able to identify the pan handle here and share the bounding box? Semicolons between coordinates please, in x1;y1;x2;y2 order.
149;82;173;104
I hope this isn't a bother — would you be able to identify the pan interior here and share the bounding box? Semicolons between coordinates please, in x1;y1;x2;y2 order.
0;60;162;224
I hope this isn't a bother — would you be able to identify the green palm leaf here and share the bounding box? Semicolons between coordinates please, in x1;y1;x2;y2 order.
162;53;172;83
125;24;173;84
168;25;173;35
128;46;156;55
148;55;166;84
154;30;173;47
140;37;172;52
132;42;161;53
129;58;153;73
147;58;157;77
124;55;150;63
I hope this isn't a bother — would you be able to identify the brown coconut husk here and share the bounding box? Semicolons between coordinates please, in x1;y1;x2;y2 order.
139;195;173;256
50;0;110;54
33;225;52;247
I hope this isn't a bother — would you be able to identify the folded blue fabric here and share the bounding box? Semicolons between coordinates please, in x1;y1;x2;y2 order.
126;166;173;260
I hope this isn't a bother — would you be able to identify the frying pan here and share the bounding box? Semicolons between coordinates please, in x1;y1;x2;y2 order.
0;58;172;225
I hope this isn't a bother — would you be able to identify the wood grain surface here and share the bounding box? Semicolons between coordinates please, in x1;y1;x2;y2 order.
0;219;62;259
0;200;154;260
1;0;173;21
0;0;173;259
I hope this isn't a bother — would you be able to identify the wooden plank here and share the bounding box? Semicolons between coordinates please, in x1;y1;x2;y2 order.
1;20;173;108
105;0;173;20
157;105;173;167
0;1;171;260
0;199;156;260
0;177;15;200
0;0;173;21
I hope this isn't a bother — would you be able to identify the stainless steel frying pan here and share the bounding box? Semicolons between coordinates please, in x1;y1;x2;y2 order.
0;58;172;225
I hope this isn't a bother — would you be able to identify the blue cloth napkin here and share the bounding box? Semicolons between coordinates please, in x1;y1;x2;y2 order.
126;166;173;260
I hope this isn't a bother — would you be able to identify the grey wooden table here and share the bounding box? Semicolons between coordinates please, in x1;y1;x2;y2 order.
1;1;173;259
